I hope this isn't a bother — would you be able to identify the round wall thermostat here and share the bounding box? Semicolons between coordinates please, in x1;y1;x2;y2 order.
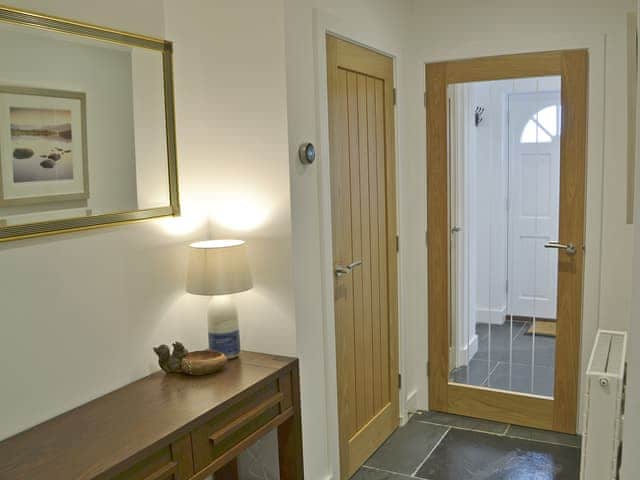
299;142;316;165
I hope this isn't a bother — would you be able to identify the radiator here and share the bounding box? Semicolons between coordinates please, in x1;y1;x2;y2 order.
581;330;628;480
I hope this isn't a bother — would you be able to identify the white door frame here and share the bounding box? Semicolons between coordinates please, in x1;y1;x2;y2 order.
312;10;406;480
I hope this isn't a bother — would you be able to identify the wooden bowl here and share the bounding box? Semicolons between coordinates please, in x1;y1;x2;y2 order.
181;350;227;376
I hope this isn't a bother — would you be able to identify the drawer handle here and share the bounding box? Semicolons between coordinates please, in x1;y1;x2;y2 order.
209;392;284;445
141;461;177;480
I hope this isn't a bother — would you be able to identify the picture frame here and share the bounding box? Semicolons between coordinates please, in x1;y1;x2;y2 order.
0;86;88;206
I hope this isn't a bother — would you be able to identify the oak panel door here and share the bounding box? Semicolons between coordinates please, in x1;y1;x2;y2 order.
327;35;399;479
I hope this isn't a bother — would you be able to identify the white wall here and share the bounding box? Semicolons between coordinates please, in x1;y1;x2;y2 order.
467;81;509;326
620;4;640;478
0;0;211;442
404;0;636;427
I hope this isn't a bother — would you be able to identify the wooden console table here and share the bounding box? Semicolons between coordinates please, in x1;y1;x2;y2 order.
0;351;304;480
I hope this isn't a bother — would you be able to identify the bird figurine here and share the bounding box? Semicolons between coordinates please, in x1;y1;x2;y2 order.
153;342;189;373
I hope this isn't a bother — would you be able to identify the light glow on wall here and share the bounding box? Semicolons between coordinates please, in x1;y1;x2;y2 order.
157;207;207;236
210;194;272;232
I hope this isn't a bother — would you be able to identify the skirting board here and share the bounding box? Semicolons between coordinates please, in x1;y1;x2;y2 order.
476;306;507;325
455;333;478;368
406;389;418;414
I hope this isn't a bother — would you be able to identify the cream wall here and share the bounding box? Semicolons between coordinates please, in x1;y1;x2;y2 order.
163;0;296;359
621;3;640;478
1;3;298;479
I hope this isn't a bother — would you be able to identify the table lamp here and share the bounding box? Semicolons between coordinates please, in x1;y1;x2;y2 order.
186;240;253;359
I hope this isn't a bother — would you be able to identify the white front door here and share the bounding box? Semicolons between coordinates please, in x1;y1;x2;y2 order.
507;92;561;320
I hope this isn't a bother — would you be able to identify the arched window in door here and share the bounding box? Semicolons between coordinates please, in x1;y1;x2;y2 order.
520;104;561;144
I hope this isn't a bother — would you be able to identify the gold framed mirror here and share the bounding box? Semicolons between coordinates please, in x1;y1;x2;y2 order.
0;5;179;241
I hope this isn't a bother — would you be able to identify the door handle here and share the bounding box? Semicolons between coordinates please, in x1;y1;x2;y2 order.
544;241;577;256
335;260;363;278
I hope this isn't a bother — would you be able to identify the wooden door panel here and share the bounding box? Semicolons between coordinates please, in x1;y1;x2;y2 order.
345;70;362;435
375;79;391;409
426;50;587;434
328;35;398;479
330;63;358;455
356;72;375;426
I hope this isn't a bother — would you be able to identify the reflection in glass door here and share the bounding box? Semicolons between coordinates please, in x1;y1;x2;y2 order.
448;76;562;398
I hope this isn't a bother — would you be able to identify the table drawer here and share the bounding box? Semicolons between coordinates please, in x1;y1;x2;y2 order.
112;436;193;480
191;376;292;474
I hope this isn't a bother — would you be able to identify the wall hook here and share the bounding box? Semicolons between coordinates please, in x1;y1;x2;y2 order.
475;106;485;127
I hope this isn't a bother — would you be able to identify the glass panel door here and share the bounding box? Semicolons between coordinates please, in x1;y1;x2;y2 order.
447;76;562;399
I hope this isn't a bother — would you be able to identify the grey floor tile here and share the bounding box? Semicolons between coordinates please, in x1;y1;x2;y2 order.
412;410;508;435
475;320;527;341
415;428;580;480
364;420;448;475
474;322;530;364
464;321;557;396
485;362;555;397
506;424;581;448
511;335;556;367
351;466;415;480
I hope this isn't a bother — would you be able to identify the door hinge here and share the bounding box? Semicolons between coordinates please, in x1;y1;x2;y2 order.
426;230;428;247
396;234;400;252
393;88;397;106
506;279;509;294
427;361;430;378
424;91;427;107
398;373;402;390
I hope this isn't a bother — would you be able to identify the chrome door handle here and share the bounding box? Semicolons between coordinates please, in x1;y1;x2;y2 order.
335;260;363;278
544;241;577;256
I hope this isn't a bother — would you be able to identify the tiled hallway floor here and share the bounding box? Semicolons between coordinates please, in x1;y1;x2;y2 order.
353;411;580;480
449;320;556;397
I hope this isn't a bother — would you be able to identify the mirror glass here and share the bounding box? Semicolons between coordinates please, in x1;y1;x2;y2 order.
447;76;561;398
0;17;173;233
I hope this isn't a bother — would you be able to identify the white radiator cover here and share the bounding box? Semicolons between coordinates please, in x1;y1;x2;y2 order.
581;330;628;480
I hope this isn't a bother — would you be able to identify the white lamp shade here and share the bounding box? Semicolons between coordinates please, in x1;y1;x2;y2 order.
186;240;253;296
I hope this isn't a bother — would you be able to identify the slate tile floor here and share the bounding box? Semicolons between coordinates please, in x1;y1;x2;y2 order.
353;411;580;480
449;320;556;397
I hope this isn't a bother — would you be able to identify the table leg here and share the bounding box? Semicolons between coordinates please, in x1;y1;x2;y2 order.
278;367;304;479
214;459;238;480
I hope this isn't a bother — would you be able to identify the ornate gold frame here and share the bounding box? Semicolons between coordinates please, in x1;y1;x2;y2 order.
0;4;180;242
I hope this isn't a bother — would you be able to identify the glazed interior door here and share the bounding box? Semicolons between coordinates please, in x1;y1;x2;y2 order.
327;35;399;479
427;51;587;434
508;92;561;320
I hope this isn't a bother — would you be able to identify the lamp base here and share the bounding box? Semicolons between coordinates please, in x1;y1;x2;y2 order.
207;296;240;359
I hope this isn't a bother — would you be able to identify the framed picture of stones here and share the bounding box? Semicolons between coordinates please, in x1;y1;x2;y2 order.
0;86;88;206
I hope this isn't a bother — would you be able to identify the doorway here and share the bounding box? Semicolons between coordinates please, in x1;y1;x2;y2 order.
427;51;587;434
326;35;400;479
